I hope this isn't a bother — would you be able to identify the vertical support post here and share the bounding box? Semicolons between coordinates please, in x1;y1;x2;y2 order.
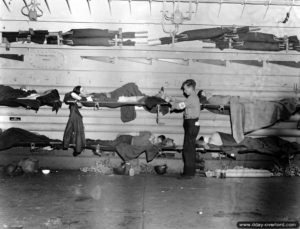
119;27;122;47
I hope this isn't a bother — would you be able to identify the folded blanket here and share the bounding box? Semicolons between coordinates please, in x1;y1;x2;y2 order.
203;95;298;143
230;97;298;143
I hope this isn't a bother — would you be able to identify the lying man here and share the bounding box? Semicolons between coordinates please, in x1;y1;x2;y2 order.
197;132;300;161
86;131;175;162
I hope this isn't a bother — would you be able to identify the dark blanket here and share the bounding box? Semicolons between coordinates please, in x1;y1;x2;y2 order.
62;29;137;46
0;85;62;112
2;30;49;44
0;127;61;150
212;132;300;159
143;96;169;115
0;85;36;100
86;132;160;162
36;89;62;113
92;83;144;123
158;26;251;45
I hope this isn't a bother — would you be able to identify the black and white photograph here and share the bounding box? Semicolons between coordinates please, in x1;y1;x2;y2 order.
0;0;300;228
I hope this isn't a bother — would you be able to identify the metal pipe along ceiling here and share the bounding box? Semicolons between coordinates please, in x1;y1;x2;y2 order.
109;0;300;7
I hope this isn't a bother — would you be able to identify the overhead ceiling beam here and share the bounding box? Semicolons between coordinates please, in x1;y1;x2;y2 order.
108;0;300;7
2;0;10;12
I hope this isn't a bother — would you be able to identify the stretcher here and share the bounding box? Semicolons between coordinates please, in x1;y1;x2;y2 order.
202;103;300;112
67;100;170;124
0;141;63;152
201;104;230;113
84;143;237;160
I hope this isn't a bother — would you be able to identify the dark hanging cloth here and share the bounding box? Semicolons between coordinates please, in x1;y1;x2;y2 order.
215;40;230;50
109;82;144;98
143;96;169;115
36;89;62;113
0;127;61;151
63;104;86;155
109;83;144;123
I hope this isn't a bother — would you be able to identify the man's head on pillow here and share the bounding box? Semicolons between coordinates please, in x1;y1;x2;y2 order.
208;132;223;146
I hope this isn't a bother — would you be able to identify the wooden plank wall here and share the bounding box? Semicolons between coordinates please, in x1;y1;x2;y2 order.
1;45;300;145
1;1;300;153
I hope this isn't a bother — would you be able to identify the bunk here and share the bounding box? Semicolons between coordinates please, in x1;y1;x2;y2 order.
205;132;300;162
84;142;237;160
0;128;62;151
199;95;299;143
0;85;62;112
67;99;170;124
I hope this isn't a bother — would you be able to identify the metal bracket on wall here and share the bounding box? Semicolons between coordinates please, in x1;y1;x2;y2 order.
266;60;300;68
229;60;264;67
81;56;116;64
193;59;226;66
157;58;189;65
118;57;153;65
